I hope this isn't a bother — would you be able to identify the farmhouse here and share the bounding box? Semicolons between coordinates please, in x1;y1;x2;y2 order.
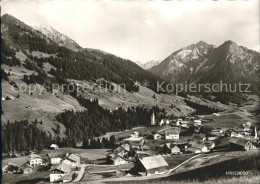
164;129;180;140
49;162;71;183
153;133;162;140
229;138;256;151
186;147;201;154
131;131;139;138
2;161;33;174
134;155;168;175
63;154;80;168
107;154;128;165
120;143;131;152
180;121;189;128
27;154;43;167
176;119;182;126
50;144;59;150
194;120;202;126
47;153;63;165
163;143;181;154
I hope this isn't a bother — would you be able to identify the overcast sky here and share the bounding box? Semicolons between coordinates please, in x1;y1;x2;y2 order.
1;0;259;63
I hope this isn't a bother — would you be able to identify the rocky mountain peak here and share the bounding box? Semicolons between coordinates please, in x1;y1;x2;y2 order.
32;23;82;51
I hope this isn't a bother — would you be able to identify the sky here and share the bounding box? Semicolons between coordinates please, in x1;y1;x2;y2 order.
1;0;259;63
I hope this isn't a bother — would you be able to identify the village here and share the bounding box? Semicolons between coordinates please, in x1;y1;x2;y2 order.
2;109;260;184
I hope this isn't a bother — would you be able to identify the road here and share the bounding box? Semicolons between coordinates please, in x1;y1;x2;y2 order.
71;165;86;182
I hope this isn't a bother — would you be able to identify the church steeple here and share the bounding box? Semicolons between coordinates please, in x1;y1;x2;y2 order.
151;110;156;126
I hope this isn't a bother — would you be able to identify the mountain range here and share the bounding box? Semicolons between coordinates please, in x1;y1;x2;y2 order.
149;41;259;94
1;13;259;142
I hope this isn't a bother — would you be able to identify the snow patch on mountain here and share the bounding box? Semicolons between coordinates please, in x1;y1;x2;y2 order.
31;24;81;51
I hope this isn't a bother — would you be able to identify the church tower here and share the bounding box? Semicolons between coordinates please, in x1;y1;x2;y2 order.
151;111;156;126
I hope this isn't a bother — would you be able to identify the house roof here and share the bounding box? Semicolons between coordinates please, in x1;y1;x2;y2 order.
67;154;80;163
187;147;201;153
4;157;27;167
28;154;42;161
165;128;181;134
57;163;71;173
20;163;33;170
165;143;180;150
121;144;131;152
47;152;62;158
229;138;250;146
139;155;168;170
50;144;58;148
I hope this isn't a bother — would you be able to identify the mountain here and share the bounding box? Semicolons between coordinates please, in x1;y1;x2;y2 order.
31;24;82;51
2;14;197;137
148;41;215;83
141;60;161;70
148;41;260;95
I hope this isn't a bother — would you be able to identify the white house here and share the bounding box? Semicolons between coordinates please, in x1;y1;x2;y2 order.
27;154;43;167
194;120;202;126
176;119;182;126
164;129;180;140
180;121;189;128
49;163;71;183
153;133;162;140
131;132;139;138
50;144;59;150
51;158;62;165
165;120;170;125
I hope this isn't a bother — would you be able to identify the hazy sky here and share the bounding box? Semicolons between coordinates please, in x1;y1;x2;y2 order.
1;0;259;63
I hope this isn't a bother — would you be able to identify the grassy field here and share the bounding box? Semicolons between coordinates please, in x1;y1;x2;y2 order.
109;176;260;184
2;171;49;184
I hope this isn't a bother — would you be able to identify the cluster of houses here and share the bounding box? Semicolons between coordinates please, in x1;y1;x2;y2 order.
154;128;181;140
2;143;82;183
49;153;81;182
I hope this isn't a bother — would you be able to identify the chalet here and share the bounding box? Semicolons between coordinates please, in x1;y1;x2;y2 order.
186;147;201;154
27;154;43;167
204;140;215;150
243;126;251;132
63;154;80;168
242;122;252;128
20;164;33;174
176;119;182;126
212;128;223;134
107;154;128;165
2;161;33;174
194;120;202;126
229;138;256;151
229;130;244;138
47;153;63;165
114;146;128;157
153;133;162;140
193;144;209;153
164;129;180;140
50;144;59;150
49;162;71;183
163;143;181;154
121;143;131;152
131;131;139;138
134;155;168;175
191;134;206;143
180;121;189;128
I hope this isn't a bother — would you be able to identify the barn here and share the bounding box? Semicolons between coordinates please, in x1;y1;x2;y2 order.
135;155;168;175
229;138;256;151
